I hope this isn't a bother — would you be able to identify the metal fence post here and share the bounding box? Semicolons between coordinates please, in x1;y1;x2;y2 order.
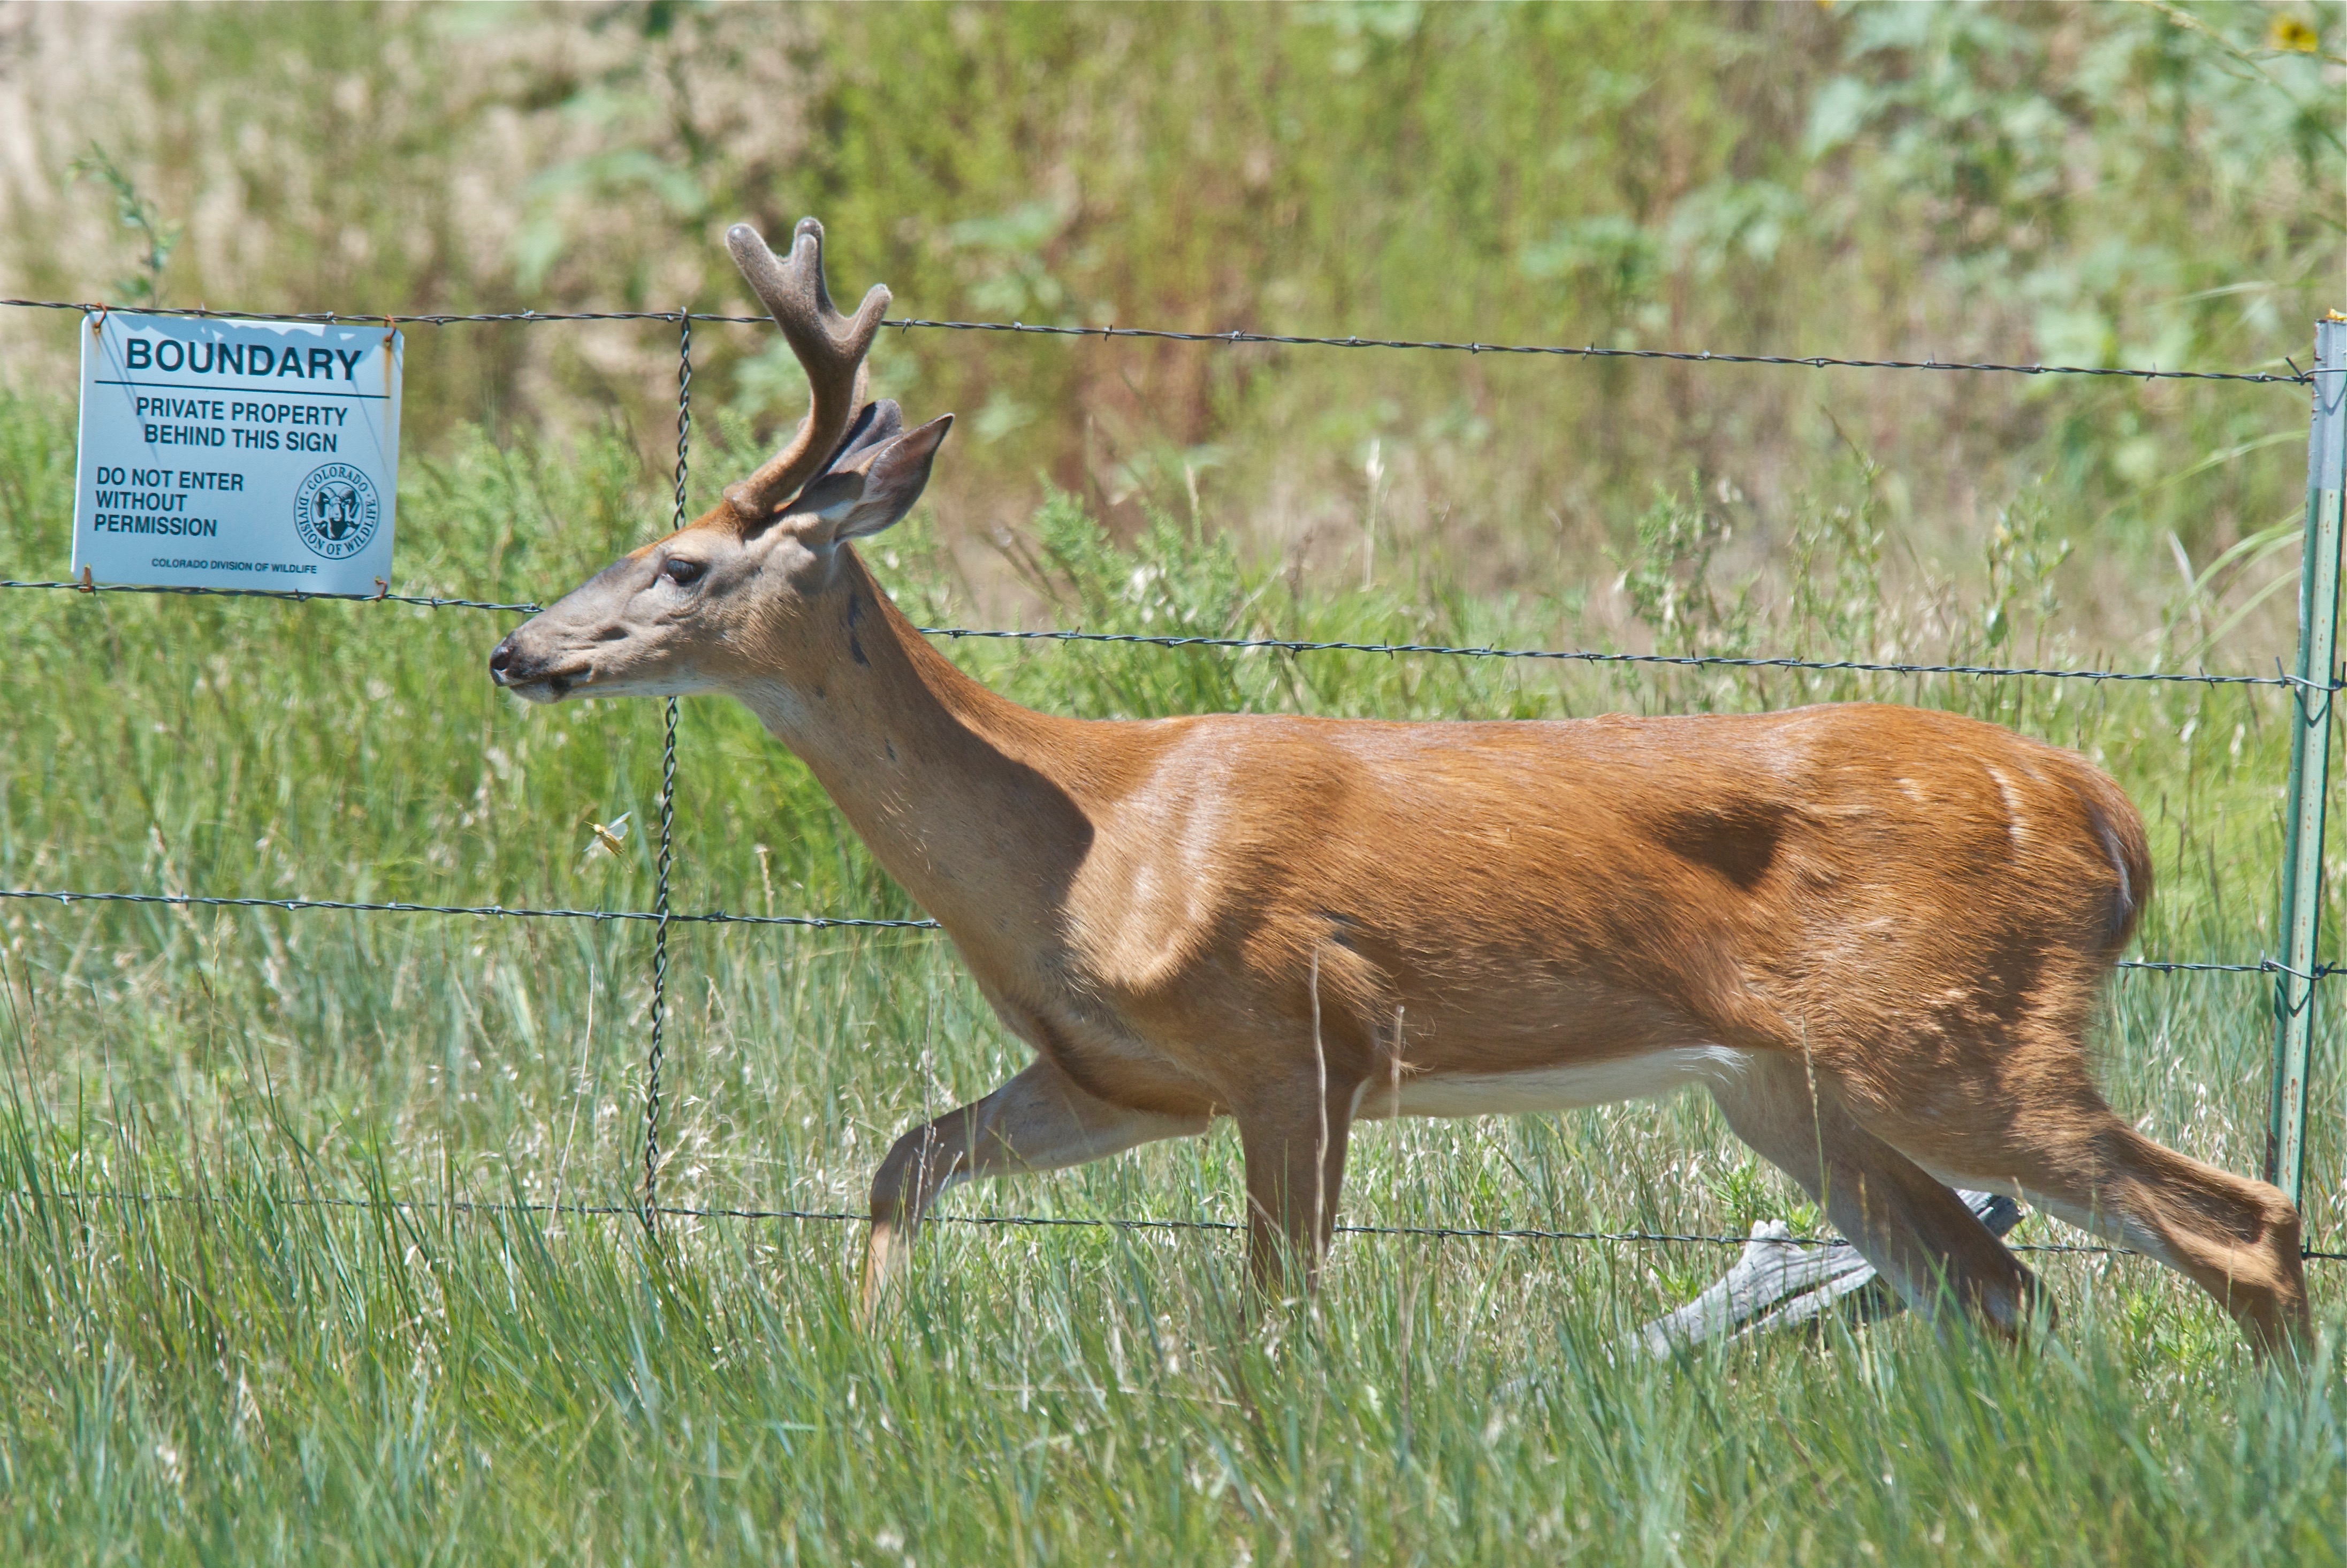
2267;315;2346;1208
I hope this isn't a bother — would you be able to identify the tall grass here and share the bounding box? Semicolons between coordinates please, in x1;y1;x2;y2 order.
0;5;2341;1554
1;372;2342;1559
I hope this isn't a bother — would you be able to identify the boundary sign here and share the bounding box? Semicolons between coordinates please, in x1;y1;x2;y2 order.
71;310;402;595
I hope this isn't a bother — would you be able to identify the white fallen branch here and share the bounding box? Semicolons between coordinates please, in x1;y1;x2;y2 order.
1624;1190;2024;1357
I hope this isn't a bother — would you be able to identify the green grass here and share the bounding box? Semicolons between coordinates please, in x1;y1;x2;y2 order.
1;376;2344;1562
2;1139;2341;1565
1;7;2341;1556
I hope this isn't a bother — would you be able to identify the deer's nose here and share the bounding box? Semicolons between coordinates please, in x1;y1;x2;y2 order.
488;634;519;684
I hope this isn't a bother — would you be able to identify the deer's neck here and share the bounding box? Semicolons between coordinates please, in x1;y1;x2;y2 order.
731;549;1114;958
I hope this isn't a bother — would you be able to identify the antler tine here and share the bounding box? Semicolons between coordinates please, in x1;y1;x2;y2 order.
722;218;892;528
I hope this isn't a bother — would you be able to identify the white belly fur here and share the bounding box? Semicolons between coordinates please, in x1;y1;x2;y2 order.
1380;1046;1747;1120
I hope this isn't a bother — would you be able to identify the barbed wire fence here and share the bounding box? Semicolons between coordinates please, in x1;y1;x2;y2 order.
1;294;2340;1269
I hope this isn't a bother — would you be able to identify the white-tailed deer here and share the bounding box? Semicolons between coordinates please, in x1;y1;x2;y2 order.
489;219;2308;1354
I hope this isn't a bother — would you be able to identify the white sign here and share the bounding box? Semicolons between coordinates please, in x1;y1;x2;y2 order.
72;311;403;594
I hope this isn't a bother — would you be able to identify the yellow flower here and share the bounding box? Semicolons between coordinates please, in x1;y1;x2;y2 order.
2269;15;2320;52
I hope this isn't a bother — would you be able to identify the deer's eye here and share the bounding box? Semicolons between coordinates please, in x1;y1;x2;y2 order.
663;557;706;588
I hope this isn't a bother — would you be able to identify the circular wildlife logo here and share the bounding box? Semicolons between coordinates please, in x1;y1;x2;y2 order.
293;463;379;559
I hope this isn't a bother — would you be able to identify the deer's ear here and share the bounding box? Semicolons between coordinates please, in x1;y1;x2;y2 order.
792;468;866;527
822;414;952;543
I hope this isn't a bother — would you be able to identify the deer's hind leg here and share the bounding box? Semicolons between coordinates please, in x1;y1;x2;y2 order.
1711;1054;2046;1336
863;1056;1209;1320
1845;1048;2309;1358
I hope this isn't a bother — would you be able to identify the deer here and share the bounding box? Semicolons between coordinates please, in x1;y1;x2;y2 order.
488;219;2310;1356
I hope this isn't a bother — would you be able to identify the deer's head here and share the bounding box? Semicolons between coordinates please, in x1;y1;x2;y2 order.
489;219;950;704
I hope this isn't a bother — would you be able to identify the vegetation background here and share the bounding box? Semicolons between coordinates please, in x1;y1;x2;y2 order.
0;3;2342;1562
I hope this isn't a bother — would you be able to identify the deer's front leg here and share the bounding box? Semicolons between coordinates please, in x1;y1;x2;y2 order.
1235;1076;1359;1301
863;1056;1208;1319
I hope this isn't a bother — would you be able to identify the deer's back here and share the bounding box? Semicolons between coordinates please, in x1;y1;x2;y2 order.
1048;702;2147;1090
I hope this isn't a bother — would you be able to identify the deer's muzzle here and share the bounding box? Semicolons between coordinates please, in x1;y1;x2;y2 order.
487;629;588;701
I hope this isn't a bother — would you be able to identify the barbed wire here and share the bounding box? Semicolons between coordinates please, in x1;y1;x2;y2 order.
918;625;2330;691
0;887;940;930
879;317;2314;386
0;578;540;612
0;576;2316;691
5;1185;2340;1262
2;887;2318;978
0;296;2309;384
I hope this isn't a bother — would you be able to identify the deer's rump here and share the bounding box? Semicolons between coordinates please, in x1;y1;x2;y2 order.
1066;701;2150;1093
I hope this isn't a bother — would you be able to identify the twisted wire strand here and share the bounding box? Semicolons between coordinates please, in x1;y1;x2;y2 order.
4;1186;2339;1262
0;295;2307;384
0;888;940;930
643;315;692;1221
3;573;2314;690
0;579;539;612
915;625;2328;690
4;887;2315;973
3;886;2310;974
877;317;2314;386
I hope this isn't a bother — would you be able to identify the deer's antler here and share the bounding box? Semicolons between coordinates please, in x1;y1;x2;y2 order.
722;218;892;530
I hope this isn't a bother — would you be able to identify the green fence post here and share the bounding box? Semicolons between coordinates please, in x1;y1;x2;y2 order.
2268;315;2347;1208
